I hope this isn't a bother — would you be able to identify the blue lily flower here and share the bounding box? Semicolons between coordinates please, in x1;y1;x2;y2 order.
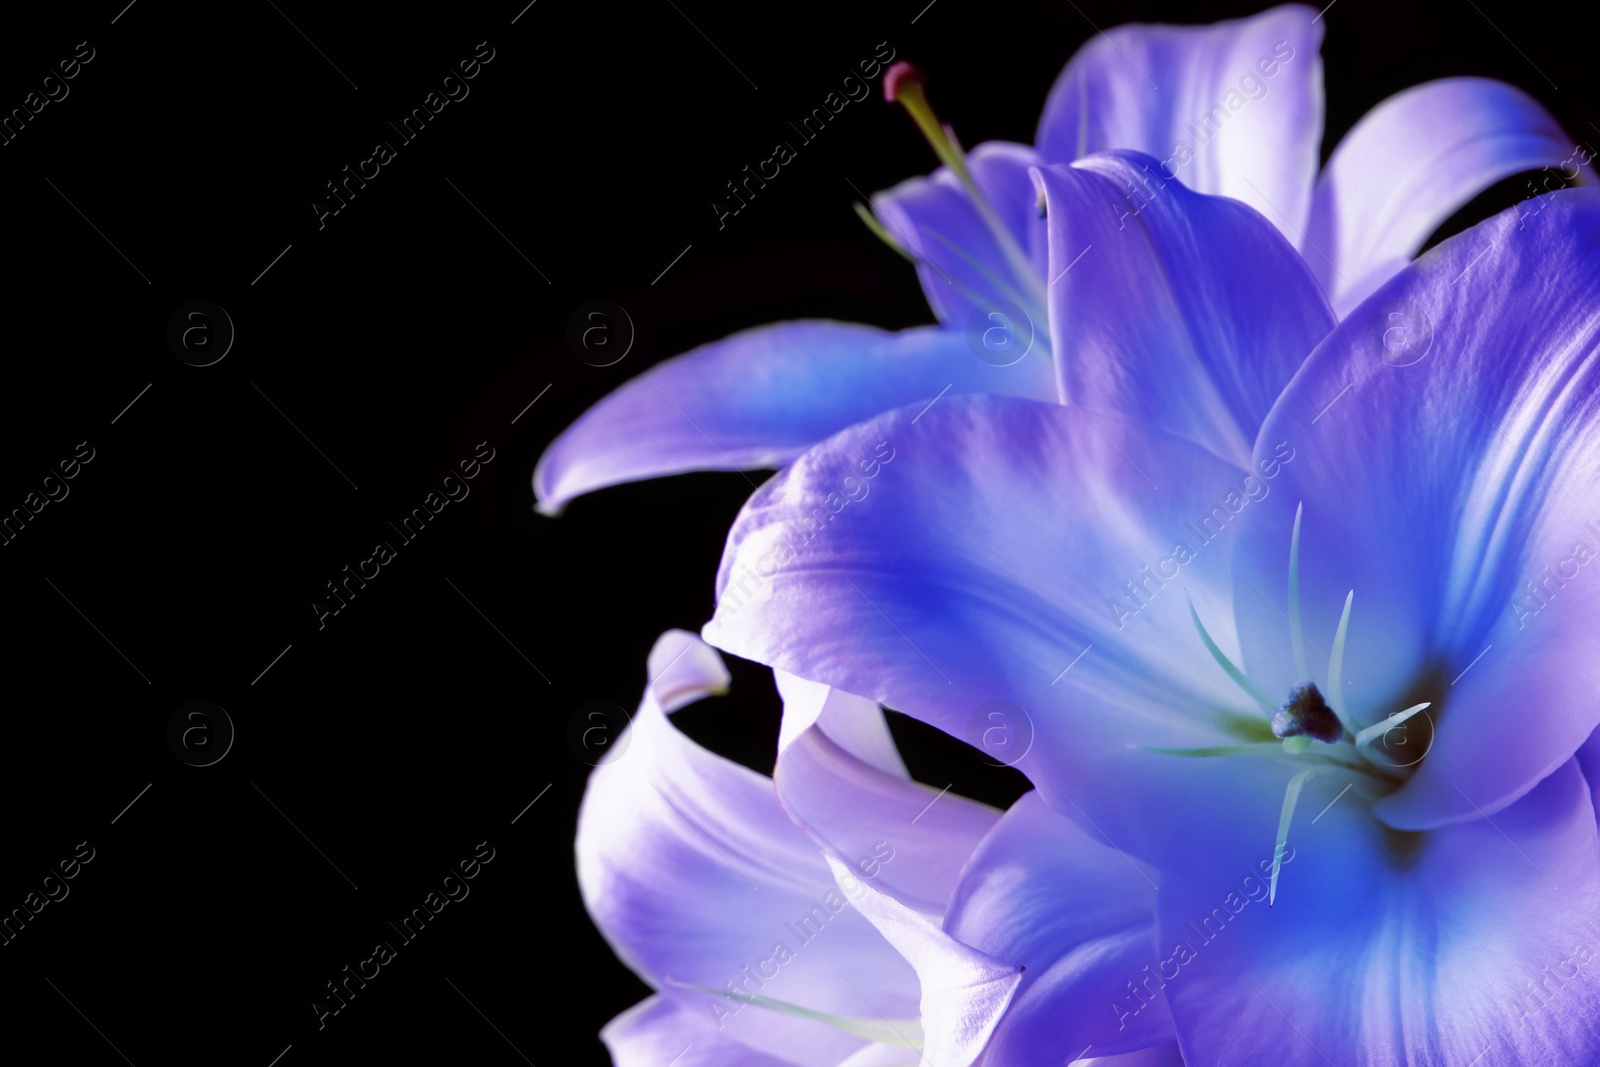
700;154;1600;1065
535;3;1580;515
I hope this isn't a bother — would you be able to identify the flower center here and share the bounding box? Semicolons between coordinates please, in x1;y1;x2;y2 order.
1154;502;1445;902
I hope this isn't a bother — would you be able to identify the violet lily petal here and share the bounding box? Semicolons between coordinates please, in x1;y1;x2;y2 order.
1036;4;1323;242
1080;1045;1186;1067
535;321;1053;515
601;995;808;1067
649;627;731;712
822;854;1021;1067
776;723;1000;917
1305;77;1583;316
1156;759;1600;1066
1039;152;1335;466
833;1044;923;1066
775;670;907;778
944;791;1175;1061
1580;728;1600;828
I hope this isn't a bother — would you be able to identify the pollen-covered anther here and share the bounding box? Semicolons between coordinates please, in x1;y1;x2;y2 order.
1271;682;1344;744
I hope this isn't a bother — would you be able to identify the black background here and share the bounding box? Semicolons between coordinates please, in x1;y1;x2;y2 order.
0;1;1588;1064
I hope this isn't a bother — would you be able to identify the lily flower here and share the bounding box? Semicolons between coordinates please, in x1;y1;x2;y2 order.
535;3;1579;515
701;159;1600;1065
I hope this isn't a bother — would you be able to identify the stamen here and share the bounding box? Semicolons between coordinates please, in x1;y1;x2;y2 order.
884;63;967;180
674;981;922;1047
851;201;916;262
1188;593;1275;713
1326;590;1356;735
1354;702;1431;748
1271;682;1343;745
922;228;1050;321
1288;503;1309;682
850;205;1013;312
883;61;1047;319
1269;767;1317;906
